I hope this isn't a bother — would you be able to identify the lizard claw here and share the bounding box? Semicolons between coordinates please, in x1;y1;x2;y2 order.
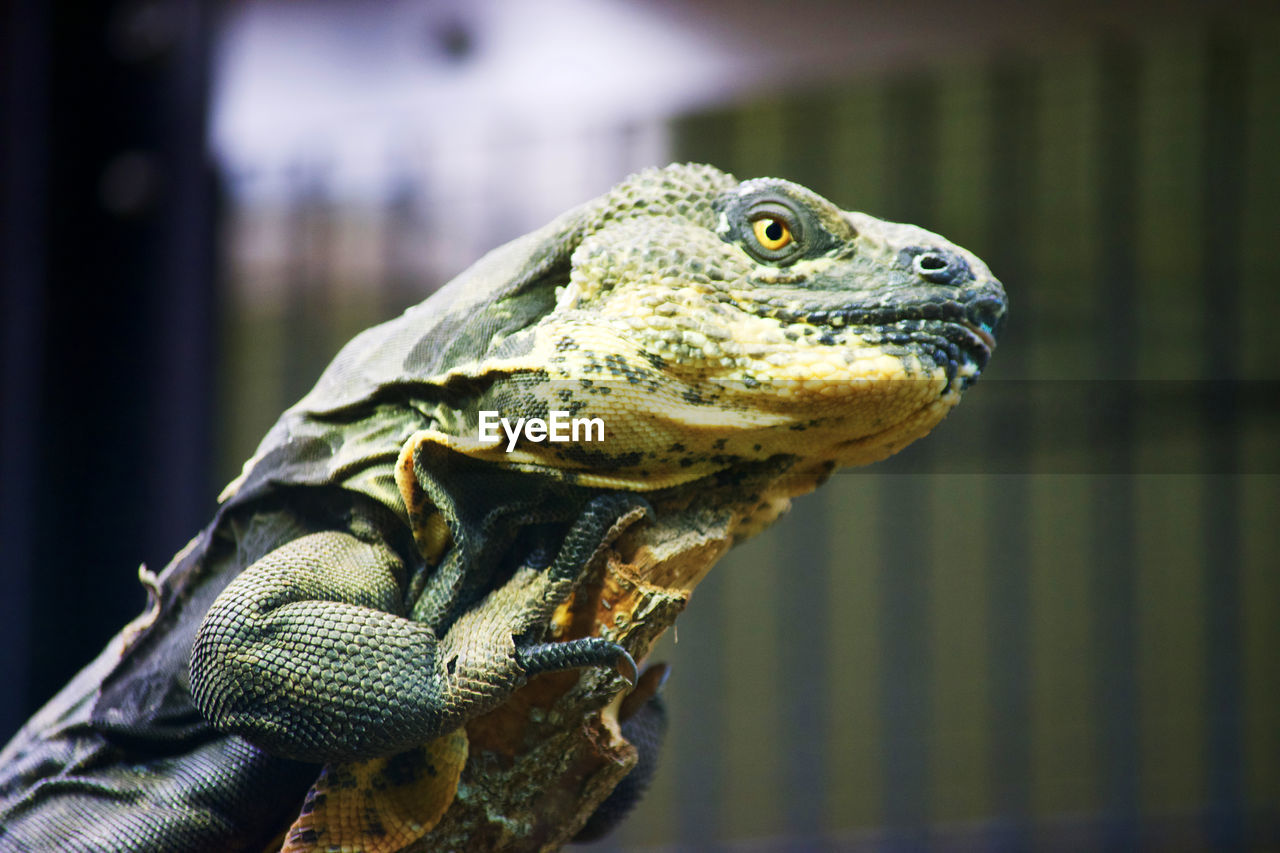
620;662;669;719
516;638;638;686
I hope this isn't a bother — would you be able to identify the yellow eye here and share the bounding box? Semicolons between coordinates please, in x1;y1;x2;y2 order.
752;217;793;251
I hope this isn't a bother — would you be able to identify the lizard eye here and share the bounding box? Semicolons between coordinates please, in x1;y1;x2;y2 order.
752;217;792;251
743;200;803;264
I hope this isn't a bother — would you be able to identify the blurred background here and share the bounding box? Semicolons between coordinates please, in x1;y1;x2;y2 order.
2;0;1278;849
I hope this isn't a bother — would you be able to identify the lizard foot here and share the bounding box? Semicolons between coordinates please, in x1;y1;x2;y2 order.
436;492;650;708
511;492;650;685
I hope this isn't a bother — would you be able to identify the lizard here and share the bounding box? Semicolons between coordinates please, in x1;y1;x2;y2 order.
0;162;1005;851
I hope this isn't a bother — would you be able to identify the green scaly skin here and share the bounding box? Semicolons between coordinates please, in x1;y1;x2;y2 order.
0;163;1005;851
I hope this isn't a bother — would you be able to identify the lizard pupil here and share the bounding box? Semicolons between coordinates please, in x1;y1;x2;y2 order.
765;221;783;241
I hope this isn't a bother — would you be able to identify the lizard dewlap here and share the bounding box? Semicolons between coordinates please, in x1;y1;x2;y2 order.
0;163;1005;851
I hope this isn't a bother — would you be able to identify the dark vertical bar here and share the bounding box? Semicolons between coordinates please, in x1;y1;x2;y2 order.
1092;43;1141;853
779;91;835;190
144;0;218;586
775;496;830;840
668;565;728;852
0;0;49;739
282;171;336;405
877;477;933;851
17;1;216;715
1200;30;1245;853
984;59;1035;852
877;74;937;852
383;175;425;314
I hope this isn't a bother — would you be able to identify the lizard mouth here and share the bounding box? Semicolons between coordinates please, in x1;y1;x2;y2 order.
946;295;1005;378
767;293;1005;392
954;294;1006;375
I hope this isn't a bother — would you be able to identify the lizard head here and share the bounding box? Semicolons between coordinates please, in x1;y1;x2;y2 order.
225;164;1005;508
457;163;1007;490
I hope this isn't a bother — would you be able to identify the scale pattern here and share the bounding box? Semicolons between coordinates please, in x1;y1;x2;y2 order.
0;163;1005;851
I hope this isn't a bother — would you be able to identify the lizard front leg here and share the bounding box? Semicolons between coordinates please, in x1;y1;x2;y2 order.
443;493;648;695
189;495;643;764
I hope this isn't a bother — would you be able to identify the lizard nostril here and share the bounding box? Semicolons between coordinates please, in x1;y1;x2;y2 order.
914;251;967;286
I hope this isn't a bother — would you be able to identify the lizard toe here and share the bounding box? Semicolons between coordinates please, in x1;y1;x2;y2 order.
515;638;637;685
